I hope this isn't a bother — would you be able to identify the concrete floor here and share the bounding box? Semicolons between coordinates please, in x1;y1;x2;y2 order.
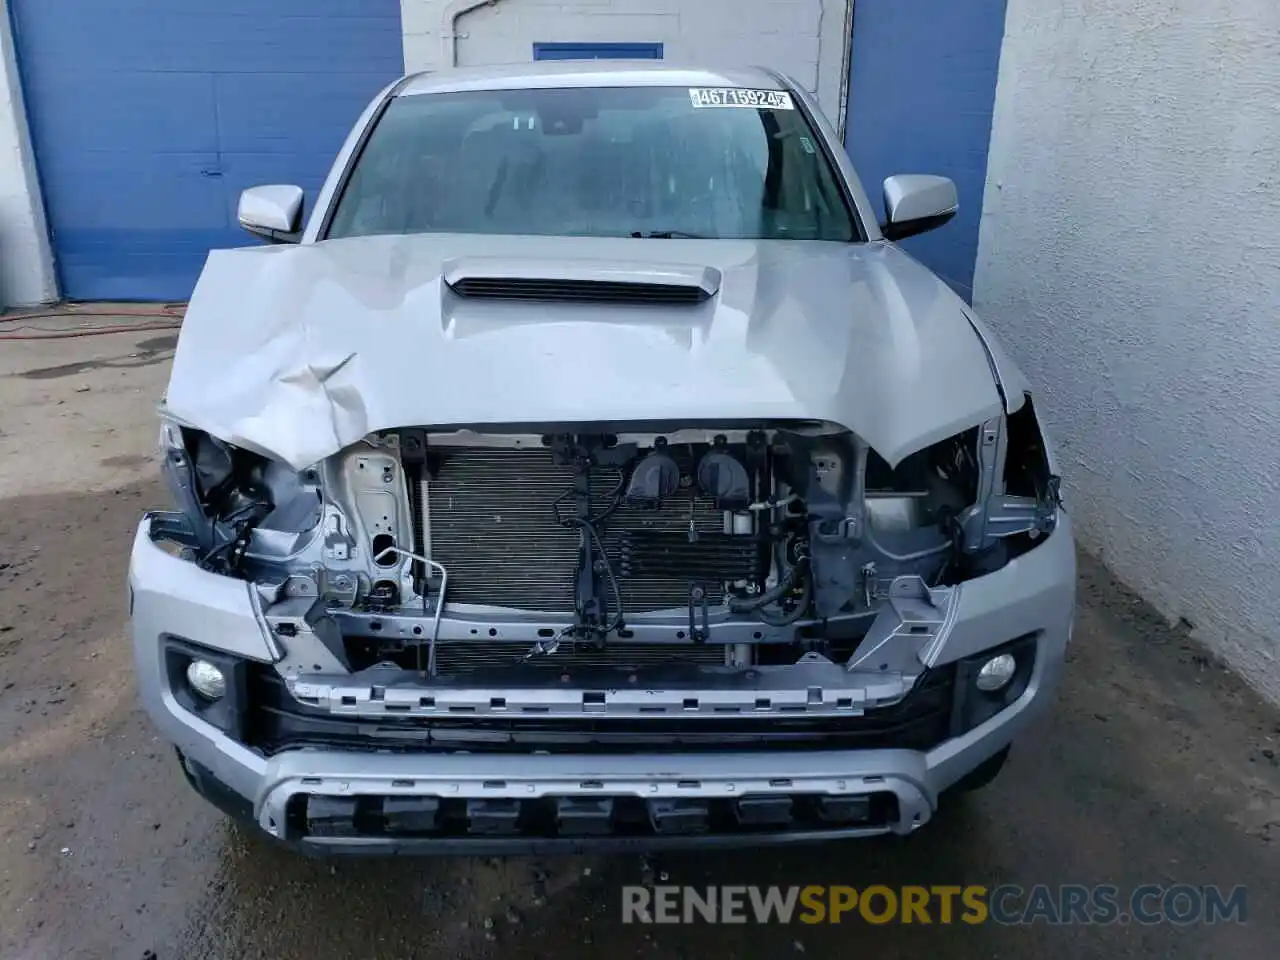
0;323;1277;959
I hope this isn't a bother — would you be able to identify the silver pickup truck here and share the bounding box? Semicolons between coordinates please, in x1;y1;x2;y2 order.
129;62;1076;854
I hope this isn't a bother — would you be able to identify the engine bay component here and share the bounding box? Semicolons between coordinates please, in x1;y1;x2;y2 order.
159;422;321;574
424;439;761;624
155;411;1062;676
696;437;752;509
624;438;681;507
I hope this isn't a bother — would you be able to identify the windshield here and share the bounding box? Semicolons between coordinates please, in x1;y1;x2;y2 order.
326;85;858;242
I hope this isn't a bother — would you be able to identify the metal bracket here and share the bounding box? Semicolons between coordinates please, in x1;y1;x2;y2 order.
322;509;354;561
983;494;1056;541
373;544;449;674
955;417;1060;555
846;575;957;672
688;583;710;644
268;596;350;675
957;417;1004;553
815;515;861;542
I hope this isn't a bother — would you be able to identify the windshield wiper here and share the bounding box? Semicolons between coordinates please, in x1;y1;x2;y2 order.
630;230;708;239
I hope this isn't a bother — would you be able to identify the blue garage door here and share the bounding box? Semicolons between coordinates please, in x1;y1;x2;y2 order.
844;0;1007;302
9;0;403;301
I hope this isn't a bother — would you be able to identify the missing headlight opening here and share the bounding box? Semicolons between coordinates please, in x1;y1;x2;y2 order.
160;426;324;574
155;415;1061;679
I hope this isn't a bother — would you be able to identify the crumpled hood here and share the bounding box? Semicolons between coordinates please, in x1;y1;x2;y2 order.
165;233;1023;469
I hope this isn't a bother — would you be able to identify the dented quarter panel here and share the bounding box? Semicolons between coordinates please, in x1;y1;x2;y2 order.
165;234;1010;469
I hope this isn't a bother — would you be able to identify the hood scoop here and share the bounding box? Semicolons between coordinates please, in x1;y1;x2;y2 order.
443;257;720;305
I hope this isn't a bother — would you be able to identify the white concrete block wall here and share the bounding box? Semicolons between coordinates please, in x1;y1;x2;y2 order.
974;0;1280;702
402;0;850;127
0;0;56;306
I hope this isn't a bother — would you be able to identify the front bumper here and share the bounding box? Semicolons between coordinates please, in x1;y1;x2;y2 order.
130;514;1076;854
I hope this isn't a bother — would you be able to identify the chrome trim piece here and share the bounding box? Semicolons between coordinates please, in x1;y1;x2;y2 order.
255;750;933;838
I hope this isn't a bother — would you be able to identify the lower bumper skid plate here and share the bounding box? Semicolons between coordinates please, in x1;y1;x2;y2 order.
298;791;894;842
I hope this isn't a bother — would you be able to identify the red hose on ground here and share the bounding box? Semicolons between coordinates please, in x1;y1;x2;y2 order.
0;303;186;325
0;321;183;341
0;302;185;340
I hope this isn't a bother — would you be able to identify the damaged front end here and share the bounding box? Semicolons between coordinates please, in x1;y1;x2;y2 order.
150;404;1061;746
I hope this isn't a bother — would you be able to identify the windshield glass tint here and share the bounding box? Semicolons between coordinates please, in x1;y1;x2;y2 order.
327;86;857;241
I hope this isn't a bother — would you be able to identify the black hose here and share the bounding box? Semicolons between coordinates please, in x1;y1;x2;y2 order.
552;469;628;636
753;574;813;626
583;519;626;634
728;564;799;613
198;538;238;573
592;468;629;524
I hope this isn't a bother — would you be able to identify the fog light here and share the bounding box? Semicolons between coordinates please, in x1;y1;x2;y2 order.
186;659;226;700
975;653;1017;692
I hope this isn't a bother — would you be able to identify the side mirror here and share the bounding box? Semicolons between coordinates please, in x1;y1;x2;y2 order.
880;175;958;242
238;185;304;244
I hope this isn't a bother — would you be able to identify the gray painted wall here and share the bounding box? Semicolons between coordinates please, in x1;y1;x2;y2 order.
0;0;55;306
975;0;1280;703
401;0;851;124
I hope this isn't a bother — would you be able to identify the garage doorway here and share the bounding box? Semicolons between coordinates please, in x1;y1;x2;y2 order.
532;42;664;61
9;0;403;301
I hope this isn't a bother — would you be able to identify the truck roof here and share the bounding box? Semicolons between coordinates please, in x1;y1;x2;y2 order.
397;61;788;98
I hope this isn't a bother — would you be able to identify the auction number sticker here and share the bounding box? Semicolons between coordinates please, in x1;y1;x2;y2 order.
689;88;795;110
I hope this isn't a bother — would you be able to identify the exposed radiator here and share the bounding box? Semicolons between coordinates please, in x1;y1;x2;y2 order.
424;448;760;614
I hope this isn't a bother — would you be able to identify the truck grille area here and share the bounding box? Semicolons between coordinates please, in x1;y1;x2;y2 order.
431;639;727;676
425;448;761;614
245;667;956;756
341;636;731;677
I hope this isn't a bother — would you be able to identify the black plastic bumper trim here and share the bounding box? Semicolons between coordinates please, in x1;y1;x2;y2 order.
294;827;899;858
